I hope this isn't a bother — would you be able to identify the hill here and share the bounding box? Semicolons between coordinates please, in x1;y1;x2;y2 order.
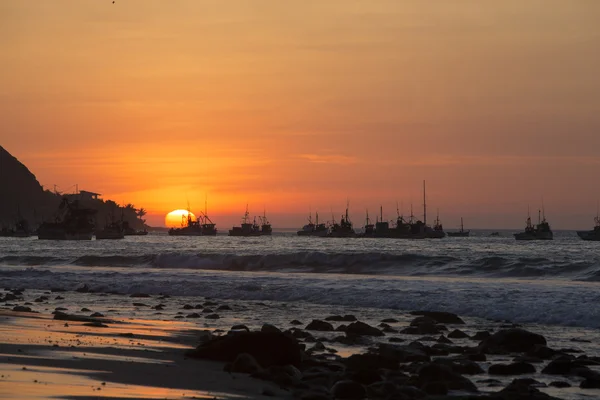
0;145;146;231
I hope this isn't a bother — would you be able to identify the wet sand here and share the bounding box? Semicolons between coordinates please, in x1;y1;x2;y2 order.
0;310;290;399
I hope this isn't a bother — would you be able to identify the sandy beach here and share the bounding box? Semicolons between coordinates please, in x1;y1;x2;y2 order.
0;309;289;400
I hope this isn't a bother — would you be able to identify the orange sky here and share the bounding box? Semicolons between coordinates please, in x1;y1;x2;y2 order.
2;1;600;229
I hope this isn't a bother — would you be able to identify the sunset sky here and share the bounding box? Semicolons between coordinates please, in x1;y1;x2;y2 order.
2;1;600;229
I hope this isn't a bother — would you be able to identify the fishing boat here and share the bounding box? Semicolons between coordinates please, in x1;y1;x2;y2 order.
577;216;600;241
427;210;446;239
96;221;125;240
169;201;218;236
229;205;261;236
258;210;272;236
297;212;329;237
514;209;553;240
447;217;470;237
38;198;96;240
361;210;375;237
123;222;148;236
329;204;356;238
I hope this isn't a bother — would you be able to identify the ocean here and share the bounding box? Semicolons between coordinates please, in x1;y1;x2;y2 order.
1;230;600;329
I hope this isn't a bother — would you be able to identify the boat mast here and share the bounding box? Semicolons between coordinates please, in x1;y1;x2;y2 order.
461;217;464;232
380;205;383;224
423;180;427;226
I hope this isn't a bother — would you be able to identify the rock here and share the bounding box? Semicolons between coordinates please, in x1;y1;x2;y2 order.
433;358;484;375
541;356;593;377
182;304;193;310
377;343;430;363
133;303;149;307
216;305;232;311
186;313;201;318
549;381;571;388
152;305;164;310
437;335;453;344
290;319;303;325
421;381;448;395
335;324;348;332
261;324;281;334
230;353;262;374
202;308;214;313
448;329;469;339
348;369;382;385
75;284;91;293
409;311;465;324
381;318;398;323
51;288;67;292
305;320;334;332
83;321;108;328
417;362;477;392
81;308;91;312
489;362;536;375
471;331;491;341
480;328;547;354
499;379;561;399
55;296;64;300
186;331;302;367
330;380;366;399
53;312;113;324
129;293;150;298
344;353;399;372
90;312;104;317
528;344;560;360
346;321;384;337
231;324;250;332
55;307;68;311
366;381;400;398
12;306;32;312
325;315;357;322
204;301;218;306
580;377;600;388
205;313;220;319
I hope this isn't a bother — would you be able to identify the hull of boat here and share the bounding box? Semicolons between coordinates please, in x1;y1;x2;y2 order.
328;231;356;238
514;232;553;240
577;231;600;241
38;231;93;240
447;231;470;237
297;230;329;237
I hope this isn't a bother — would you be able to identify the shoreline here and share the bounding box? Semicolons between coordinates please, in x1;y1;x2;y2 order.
0;310;290;399
2;287;600;399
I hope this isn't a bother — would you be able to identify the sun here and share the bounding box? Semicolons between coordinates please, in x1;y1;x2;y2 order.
165;209;196;228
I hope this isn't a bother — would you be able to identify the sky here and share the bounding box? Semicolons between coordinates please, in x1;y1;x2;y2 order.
1;0;600;229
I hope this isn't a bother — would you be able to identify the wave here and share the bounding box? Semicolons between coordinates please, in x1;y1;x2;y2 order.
2;251;600;280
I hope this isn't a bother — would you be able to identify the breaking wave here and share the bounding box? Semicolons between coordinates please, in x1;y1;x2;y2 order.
1;251;599;280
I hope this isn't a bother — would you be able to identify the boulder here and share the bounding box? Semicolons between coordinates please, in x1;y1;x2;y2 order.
549;381;571;388
416;362;477;392
448;329;469;339
305;320;334;332
330;380;366;399
479;328;547;354
499;379;561;399
205;313;220;319
471;331;491;341
409;311;465;324
489;362;536;375
346;321;384;337
261;324;281;334
542;356;593;377
381;318;398;323
377;343;430;363
290;319;303;325
230;353;262;374
231;324;250;332
12;306;32;312
344;353;399;372
186;331;303;367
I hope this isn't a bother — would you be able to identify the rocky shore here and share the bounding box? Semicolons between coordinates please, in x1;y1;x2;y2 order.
1;287;599;399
